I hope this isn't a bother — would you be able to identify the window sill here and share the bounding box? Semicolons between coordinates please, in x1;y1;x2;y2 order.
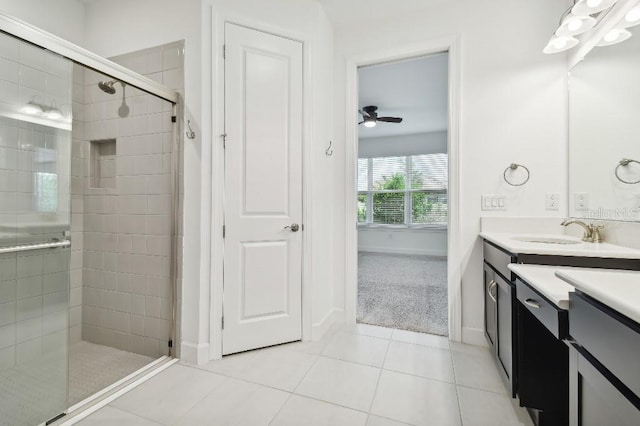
357;224;447;231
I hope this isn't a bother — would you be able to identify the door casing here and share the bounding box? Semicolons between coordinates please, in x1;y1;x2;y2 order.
209;10;315;361
344;36;462;341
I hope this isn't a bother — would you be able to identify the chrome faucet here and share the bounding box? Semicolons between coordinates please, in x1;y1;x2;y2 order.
560;219;604;243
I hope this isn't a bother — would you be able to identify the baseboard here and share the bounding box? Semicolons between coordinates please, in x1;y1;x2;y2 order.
312;308;344;340
462;326;488;347
180;341;210;365
359;247;447;257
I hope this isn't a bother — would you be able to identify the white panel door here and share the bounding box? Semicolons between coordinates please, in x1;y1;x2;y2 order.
223;23;303;355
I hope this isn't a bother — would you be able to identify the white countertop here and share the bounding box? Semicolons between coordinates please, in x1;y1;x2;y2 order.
555;269;640;324
508;264;578;309
481;232;640;259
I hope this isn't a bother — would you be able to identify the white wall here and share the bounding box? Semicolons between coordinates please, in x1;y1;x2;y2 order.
333;0;571;344
359;131;447;158
0;0;85;45
358;227;447;257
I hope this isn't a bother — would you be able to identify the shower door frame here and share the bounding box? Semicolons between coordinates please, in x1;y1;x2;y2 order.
0;11;182;357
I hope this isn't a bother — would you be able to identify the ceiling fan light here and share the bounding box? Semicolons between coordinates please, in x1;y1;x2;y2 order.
597;28;632;46
556;14;596;36
363;120;376;128
572;0;617;17
543;35;579;54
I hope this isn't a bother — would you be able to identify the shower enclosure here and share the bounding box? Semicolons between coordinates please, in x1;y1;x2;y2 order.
0;13;180;425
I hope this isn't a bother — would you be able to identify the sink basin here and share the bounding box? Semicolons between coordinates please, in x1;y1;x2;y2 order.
511;236;581;245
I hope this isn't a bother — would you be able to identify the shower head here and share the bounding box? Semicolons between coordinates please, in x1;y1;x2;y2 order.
98;80;117;94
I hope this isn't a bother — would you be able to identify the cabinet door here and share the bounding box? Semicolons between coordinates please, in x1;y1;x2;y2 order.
484;262;497;348
570;347;640;426
496;273;513;382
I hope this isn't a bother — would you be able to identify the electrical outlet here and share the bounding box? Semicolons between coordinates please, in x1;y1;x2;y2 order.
481;194;506;211
574;192;588;210
546;193;560;210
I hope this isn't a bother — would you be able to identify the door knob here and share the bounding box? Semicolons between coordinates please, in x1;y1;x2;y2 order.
284;223;300;232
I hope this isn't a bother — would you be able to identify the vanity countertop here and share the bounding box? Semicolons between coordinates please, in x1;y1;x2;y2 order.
555;269;640;324
508;264;579;309
481;232;640;259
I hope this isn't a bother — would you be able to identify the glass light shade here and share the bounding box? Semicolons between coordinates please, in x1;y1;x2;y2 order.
621;6;640;28
363;120;376;128
44;108;63;120
597;28;632;46
21;102;41;115
556;14;597;36
572;0;617;16
543;35;579;54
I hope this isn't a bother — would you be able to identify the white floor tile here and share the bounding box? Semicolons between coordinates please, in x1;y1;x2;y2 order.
371;370;461;426
391;329;450;349
229;347;318;391
78;406;162;425
383;341;455;383
451;344;507;395
271;395;368;426
295;357;380;412
278;338;332;355
110;365;227;425
322;331;390;367
175;377;289;426
457;386;533;426
366;414;412;426
193;350;258;377
345;323;394;339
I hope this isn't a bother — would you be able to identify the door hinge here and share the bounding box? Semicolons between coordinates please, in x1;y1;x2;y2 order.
221;133;227;148
301;224;304;231
223;44;226;59
221;316;225;330
223;225;226;238
171;115;177;123
168;339;173;348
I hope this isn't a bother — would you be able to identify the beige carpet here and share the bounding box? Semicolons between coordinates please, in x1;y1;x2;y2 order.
69;341;154;405
358;252;448;336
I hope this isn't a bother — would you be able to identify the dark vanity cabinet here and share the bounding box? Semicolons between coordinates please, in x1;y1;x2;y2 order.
516;278;569;425
568;292;640;426
483;242;517;397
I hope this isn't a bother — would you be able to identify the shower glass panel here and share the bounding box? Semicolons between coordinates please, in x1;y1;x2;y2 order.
0;33;73;425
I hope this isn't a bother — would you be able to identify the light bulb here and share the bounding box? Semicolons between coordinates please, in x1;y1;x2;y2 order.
572;0;616;16
553;38;568;49
364;120;376;128
567;18;583;31
556;14;596;37
597;29;632;46
21;103;41;115
604;30;620;42
627;7;640;23
543;35;579;54
587;0;602;7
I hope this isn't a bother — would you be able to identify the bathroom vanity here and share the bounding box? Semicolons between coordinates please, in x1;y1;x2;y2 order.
480;232;640;425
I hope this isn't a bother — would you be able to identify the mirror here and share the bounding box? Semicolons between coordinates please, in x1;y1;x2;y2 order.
569;31;640;222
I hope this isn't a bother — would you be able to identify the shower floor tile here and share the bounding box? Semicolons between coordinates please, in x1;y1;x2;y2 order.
69;341;155;405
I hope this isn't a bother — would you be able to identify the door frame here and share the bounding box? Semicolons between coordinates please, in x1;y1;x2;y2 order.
209;10;314;360
344;36;462;341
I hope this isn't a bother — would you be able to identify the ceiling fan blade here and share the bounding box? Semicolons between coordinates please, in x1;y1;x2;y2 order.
377;117;403;123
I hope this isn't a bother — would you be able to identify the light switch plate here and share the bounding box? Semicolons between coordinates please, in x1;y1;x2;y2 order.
482;194;506;211
574;192;588;210
546;193;560;210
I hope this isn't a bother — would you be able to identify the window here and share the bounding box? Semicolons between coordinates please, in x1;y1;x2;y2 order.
357;154;448;226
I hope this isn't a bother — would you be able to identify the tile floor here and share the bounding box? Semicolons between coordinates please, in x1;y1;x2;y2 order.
78;324;533;426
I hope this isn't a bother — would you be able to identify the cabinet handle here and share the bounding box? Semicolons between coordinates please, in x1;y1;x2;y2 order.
488;280;497;303
524;298;541;309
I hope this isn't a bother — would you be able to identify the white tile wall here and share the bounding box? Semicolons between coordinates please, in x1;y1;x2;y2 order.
70;41;184;358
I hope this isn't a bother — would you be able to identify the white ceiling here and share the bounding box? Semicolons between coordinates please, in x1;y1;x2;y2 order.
358;53;448;139
315;0;457;28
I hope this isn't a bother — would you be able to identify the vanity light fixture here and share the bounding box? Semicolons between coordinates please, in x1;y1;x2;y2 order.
21;100;42;115
572;0;618;17
20;97;65;121
597;28;632;45
620;5;640;27
556;13;597;36
544;35;580;54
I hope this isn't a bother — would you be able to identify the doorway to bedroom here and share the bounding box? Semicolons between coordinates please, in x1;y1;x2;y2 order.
356;53;449;336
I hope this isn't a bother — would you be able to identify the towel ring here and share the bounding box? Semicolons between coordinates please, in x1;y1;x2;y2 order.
503;163;530;187
615;158;640;185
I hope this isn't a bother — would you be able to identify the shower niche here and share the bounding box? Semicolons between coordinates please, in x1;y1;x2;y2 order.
90;139;117;189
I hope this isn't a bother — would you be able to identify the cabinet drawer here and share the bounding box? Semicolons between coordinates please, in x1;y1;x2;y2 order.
517;278;568;339
483;241;514;281
570;292;640;399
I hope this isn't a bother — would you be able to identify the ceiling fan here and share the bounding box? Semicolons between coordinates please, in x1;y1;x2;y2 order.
358;105;403;128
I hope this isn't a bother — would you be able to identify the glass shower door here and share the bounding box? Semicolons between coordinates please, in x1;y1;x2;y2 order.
0;33;73;425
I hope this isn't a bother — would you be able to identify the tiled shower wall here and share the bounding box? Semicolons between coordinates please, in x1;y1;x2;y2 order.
0;33;72;373
70;41;184;358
